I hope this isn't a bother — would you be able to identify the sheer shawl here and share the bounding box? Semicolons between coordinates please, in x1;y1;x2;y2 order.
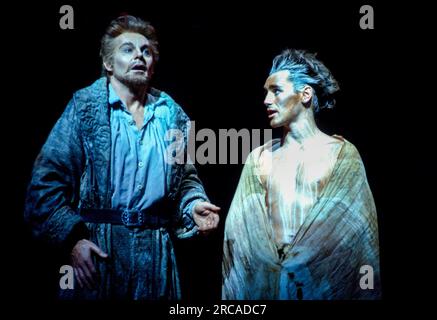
222;139;380;299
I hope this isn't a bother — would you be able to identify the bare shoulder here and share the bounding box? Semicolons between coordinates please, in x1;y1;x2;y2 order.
327;133;345;145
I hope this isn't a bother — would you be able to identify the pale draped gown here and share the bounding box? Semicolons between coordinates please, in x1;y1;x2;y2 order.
222;136;380;300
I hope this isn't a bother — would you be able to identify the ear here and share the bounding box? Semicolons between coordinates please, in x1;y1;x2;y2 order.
301;85;313;104
103;60;113;73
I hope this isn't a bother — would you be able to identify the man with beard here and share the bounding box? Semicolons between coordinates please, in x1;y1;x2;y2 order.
25;15;220;300
222;49;380;299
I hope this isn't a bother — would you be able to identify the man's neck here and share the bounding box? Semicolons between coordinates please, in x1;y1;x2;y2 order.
110;77;148;113
282;109;323;148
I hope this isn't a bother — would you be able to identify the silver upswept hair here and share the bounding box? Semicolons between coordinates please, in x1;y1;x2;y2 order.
270;49;340;113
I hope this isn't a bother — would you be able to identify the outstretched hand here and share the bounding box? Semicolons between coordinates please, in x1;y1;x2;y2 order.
193;201;220;235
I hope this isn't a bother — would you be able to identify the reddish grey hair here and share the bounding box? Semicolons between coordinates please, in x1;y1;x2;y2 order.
100;15;159;76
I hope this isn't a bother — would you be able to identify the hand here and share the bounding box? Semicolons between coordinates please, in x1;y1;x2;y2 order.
193;201;220;235
71;239;108;289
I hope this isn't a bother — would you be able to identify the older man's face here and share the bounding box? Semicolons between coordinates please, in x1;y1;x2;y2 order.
263;70;304;128
106;32;155;87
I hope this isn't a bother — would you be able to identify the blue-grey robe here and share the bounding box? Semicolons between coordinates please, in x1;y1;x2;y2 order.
24;77;209;299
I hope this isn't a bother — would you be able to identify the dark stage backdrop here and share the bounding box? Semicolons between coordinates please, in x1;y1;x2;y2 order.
14;0;420;311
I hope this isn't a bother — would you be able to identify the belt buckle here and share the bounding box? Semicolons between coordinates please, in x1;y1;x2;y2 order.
121;209;144;227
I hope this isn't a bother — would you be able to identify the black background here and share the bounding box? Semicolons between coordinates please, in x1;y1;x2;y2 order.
12;0;431;316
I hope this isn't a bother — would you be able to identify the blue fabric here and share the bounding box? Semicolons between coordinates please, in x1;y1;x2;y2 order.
24;77;210;299
109;84;167;212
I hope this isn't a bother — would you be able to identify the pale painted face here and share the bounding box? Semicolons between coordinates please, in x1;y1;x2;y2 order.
263;70;304;128
105;32;155;87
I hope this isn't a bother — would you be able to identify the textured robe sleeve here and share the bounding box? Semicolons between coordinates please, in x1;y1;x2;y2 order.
173;163;210;239
24;98;88;250
165;101;210;239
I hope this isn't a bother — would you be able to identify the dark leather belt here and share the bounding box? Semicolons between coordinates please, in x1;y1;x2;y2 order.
80;208;170;228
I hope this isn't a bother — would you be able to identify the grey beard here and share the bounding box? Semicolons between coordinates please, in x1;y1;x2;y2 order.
117;73;151;89
126;76;150;88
